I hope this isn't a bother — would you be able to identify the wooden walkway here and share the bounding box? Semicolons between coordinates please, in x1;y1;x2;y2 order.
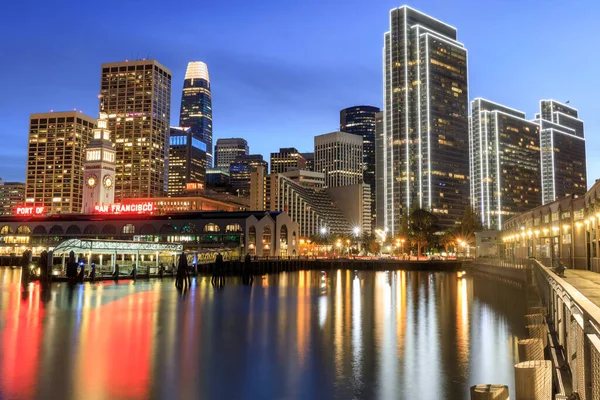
563;269;600;308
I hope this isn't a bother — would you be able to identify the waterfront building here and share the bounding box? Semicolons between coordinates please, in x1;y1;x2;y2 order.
314;131;363;188
214;138;249;171
0;209;298;258
469;99;542;230
270;147;306;173
82;113;116;213
340;105;380;227
168;126;207;197
229;154;268;197
99;59;172;199
0;181;25;216
535;100;586;204
382;6;469;231
300;152;314;172
26;111;97;214
179;61;213;167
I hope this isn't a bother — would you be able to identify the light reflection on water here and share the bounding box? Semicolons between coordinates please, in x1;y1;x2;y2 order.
0;268;527;399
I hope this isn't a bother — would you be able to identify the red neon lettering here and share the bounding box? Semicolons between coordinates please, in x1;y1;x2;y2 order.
15;206;45;216
93;202;153;214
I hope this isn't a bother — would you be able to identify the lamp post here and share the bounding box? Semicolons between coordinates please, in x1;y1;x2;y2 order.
353;227;361;254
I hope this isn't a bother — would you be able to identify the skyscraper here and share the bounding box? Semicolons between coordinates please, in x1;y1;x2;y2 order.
180;62;213;167
382;6;469;232
100;60;172;199
300;152;314;172
26;111;96;213
214;138;249;171
470;99;541;229
375;111;385;228
314;131;363;188
536;100;586;204
229;154;268;197
270;147;306;173
0;180;25;216
340;105;380;227
168;126;207;197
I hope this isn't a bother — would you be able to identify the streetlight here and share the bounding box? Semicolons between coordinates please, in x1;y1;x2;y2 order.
353;227;361;255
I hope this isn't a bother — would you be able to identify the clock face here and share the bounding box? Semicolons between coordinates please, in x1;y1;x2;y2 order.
86;175;98;188
103;175;113;189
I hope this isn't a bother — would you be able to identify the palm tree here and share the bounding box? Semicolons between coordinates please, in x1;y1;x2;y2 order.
439;230;455;258
409;208;439;257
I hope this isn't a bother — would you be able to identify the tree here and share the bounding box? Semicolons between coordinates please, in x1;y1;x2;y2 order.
438;230;455;257
458;205;482;245
409;208;439;257
370;240;381;255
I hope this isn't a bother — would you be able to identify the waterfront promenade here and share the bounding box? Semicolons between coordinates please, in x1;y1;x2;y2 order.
563;269;600;308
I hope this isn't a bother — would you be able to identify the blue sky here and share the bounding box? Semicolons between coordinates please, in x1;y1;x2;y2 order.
0;0;598;184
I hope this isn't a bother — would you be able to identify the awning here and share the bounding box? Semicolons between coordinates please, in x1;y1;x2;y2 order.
52;239;183;255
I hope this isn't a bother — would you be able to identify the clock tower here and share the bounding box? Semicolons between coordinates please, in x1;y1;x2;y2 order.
82;113;116;213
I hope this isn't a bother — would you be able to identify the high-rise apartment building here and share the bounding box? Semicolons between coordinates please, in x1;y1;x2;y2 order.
340;105;380;228
0;180;25;216
375;111;386;228
270;147;306;173
229;154;268;197
314;131;363;188
382;6;469;232
300;152;314;171
167;126;207;197
25;111;96;213
214;138;249;171
99;60;172;200
180;61;213;167
536;100;586;204
470;99;541;229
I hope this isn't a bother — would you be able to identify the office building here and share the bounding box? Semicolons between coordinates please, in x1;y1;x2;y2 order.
25;111;96;214
229;154;268;197
168;126;207;197
99;59;172;199
82;113;116;213
375;111;386;228
469;99;542;230
179;61;213;167
382;6;469;232
214;138;249;171
341;105;380;228
314;131;363;188
206;168;231;191
0;181;25;216
536;100;586;204
270;147;306;173
300;153;314;171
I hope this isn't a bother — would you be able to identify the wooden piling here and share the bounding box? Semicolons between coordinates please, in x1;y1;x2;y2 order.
470;384;509;400
514;360;552;400
518;338;545;362
526;324;548;348
524;313;545;325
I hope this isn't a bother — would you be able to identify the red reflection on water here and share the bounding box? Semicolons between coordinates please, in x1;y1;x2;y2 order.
74;287;156;399
1;281;44;399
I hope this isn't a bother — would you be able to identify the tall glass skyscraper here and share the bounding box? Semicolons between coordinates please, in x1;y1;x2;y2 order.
382;6;469;232
180;62;213;168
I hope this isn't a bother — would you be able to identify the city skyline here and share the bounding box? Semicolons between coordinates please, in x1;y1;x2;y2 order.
0;1;598;184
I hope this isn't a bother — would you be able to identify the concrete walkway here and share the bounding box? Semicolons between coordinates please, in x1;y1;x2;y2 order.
564;269;600;308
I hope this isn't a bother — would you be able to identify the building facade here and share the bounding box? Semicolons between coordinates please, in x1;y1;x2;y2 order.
375;111;386;228
340;105;380;227
168;126;207;197
82;113;116;213
99;60;172;199
214;138;249;171
229;154;268;197
314;131;363;188
179;61;213;168
26;111;97;214
300;152;314;172
0;181;25;216
270;147;306;173
536;100;586;204
383;6;469;232
470;99;542;230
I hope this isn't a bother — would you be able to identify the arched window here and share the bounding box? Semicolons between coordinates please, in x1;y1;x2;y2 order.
101;225;117;235
66;225;81;235
0;225;13;235
17;226;31;234
49;225;64;235
84;225;99;235
140;224;156;235
33;225;47;235
248;226;256;245
159;224;176;234
226;223;242;232
181;224;196;234
122;224;135;234
203;223;220;233
262;225;271;245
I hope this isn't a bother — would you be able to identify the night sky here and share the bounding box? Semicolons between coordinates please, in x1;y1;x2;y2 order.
1;0;598;184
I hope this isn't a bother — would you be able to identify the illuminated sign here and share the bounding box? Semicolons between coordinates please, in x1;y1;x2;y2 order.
16;206;45;216
185;182;204;191
94;202;154;214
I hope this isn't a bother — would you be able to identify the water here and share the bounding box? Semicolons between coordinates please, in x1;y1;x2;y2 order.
0;268;527;400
